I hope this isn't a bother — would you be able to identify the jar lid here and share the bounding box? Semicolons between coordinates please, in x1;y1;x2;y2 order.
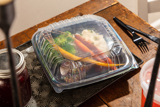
0;48;24;78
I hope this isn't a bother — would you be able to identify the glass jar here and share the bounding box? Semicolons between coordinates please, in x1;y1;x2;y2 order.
0;48;31;107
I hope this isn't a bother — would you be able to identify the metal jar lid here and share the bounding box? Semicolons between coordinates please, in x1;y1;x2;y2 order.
0;48;25;79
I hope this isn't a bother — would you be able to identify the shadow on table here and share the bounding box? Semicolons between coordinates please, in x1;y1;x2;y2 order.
79;68;141;107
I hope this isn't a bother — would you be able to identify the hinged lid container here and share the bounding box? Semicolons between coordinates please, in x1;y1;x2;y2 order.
31;15;139;93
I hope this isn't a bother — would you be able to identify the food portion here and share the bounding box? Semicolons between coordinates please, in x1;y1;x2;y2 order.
54;31;76;55
42;29;122;83
75;30;116;70
80;29;109;52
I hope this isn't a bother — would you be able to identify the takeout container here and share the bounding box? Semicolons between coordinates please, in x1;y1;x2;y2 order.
140;58;160;107
31;15;139;93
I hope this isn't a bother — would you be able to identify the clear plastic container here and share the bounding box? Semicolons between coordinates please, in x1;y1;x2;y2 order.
31;15;139;93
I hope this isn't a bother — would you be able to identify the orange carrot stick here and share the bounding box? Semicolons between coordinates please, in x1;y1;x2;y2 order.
52;43;123;67
74;38;95;55
74;37;106;63
43;32;123;67
75;34;117;70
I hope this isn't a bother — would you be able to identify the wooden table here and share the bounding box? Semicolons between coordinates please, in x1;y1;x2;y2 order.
0;0;159;106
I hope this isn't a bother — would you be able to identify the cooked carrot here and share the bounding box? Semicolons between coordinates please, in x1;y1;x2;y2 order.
74;38;95;55
52;44;123;67
74;38;105;62
75;34;117;70
75;34;96;51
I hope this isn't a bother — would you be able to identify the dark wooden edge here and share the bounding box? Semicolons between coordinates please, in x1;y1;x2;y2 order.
0;0;118;49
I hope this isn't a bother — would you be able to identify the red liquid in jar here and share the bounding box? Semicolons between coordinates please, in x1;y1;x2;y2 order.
141;67;160;107
0;68;31;107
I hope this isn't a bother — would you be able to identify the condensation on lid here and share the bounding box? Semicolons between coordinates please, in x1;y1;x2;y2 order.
0;49;24;74
0;52;20;70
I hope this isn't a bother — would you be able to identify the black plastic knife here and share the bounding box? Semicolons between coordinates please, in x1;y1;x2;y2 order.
127;25;159;44
113;17;160;44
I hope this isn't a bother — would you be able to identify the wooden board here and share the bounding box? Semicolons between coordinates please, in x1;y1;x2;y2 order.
80;3;159;107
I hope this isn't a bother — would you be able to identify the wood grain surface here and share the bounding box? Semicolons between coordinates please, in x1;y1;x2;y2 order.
0;0;159;107
0;0;118;49
79;2;159;107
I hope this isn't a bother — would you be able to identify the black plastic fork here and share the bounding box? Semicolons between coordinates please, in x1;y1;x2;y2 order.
132;31;149;53
113;17;149;53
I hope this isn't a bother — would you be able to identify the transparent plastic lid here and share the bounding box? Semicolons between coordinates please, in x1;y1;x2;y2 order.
31;15;139;93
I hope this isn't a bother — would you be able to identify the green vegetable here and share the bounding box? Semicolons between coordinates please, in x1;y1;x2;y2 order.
62;43;76;54
42;40;63;60
41;40;64;71
54;31;76;54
